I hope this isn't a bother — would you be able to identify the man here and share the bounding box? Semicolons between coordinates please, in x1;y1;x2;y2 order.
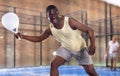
15;5;98;76
107;36;119;70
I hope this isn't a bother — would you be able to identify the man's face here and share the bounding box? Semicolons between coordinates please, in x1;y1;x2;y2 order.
112;36;117;43
46;9;59;24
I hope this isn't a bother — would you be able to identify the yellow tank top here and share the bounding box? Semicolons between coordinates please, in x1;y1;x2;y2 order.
50;16;86;51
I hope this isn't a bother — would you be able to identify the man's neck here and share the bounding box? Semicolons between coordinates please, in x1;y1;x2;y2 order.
54;17;64;29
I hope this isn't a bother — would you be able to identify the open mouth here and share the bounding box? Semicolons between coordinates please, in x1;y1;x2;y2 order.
52;18;57;23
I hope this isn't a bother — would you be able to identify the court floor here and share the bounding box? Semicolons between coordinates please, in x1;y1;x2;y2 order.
0;65;119;76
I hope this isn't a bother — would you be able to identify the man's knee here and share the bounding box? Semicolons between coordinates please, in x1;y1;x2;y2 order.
50;61;59;70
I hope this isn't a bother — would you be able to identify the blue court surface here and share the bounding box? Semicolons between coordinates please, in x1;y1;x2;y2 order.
0;65;120;76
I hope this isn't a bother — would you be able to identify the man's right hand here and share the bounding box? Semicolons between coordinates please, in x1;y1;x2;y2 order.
14;33;23;40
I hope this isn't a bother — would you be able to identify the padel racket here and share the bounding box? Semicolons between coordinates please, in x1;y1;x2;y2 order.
1;12;19;34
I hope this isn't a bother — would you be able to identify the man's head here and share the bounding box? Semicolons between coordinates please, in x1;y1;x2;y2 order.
46;5;58;13
112;36;117;42
46;5;59;24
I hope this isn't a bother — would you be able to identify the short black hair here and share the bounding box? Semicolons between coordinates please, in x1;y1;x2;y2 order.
46;5;58;13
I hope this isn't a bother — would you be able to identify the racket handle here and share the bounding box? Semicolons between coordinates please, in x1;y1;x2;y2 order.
14;33;22;40
18;37;21;40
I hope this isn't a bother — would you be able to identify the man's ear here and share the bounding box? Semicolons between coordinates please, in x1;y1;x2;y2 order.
48;17;50;21
46;15;50;21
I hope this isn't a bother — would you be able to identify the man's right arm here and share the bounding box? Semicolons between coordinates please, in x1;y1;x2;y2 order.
15;27;51;42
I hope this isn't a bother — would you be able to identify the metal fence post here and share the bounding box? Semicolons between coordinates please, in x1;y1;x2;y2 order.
104;2;108;67
40;12;42;66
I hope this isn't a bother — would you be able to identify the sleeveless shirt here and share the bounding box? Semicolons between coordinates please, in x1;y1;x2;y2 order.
50;16;86;51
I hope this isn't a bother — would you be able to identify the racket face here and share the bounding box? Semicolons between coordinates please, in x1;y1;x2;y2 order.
1;12;19;33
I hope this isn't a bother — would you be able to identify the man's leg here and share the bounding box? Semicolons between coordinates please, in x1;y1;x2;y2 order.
110;58;113;70
74;48;98;76
82;64;98;76
113;57;117;70
50;56;66;76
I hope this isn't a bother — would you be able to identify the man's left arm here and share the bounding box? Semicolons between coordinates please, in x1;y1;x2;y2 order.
69;18;96;55
87;28;96;55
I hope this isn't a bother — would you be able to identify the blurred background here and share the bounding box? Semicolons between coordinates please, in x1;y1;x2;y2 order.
0;0;120;68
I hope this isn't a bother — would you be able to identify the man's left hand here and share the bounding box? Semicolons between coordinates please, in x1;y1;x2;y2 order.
88;45;96;55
